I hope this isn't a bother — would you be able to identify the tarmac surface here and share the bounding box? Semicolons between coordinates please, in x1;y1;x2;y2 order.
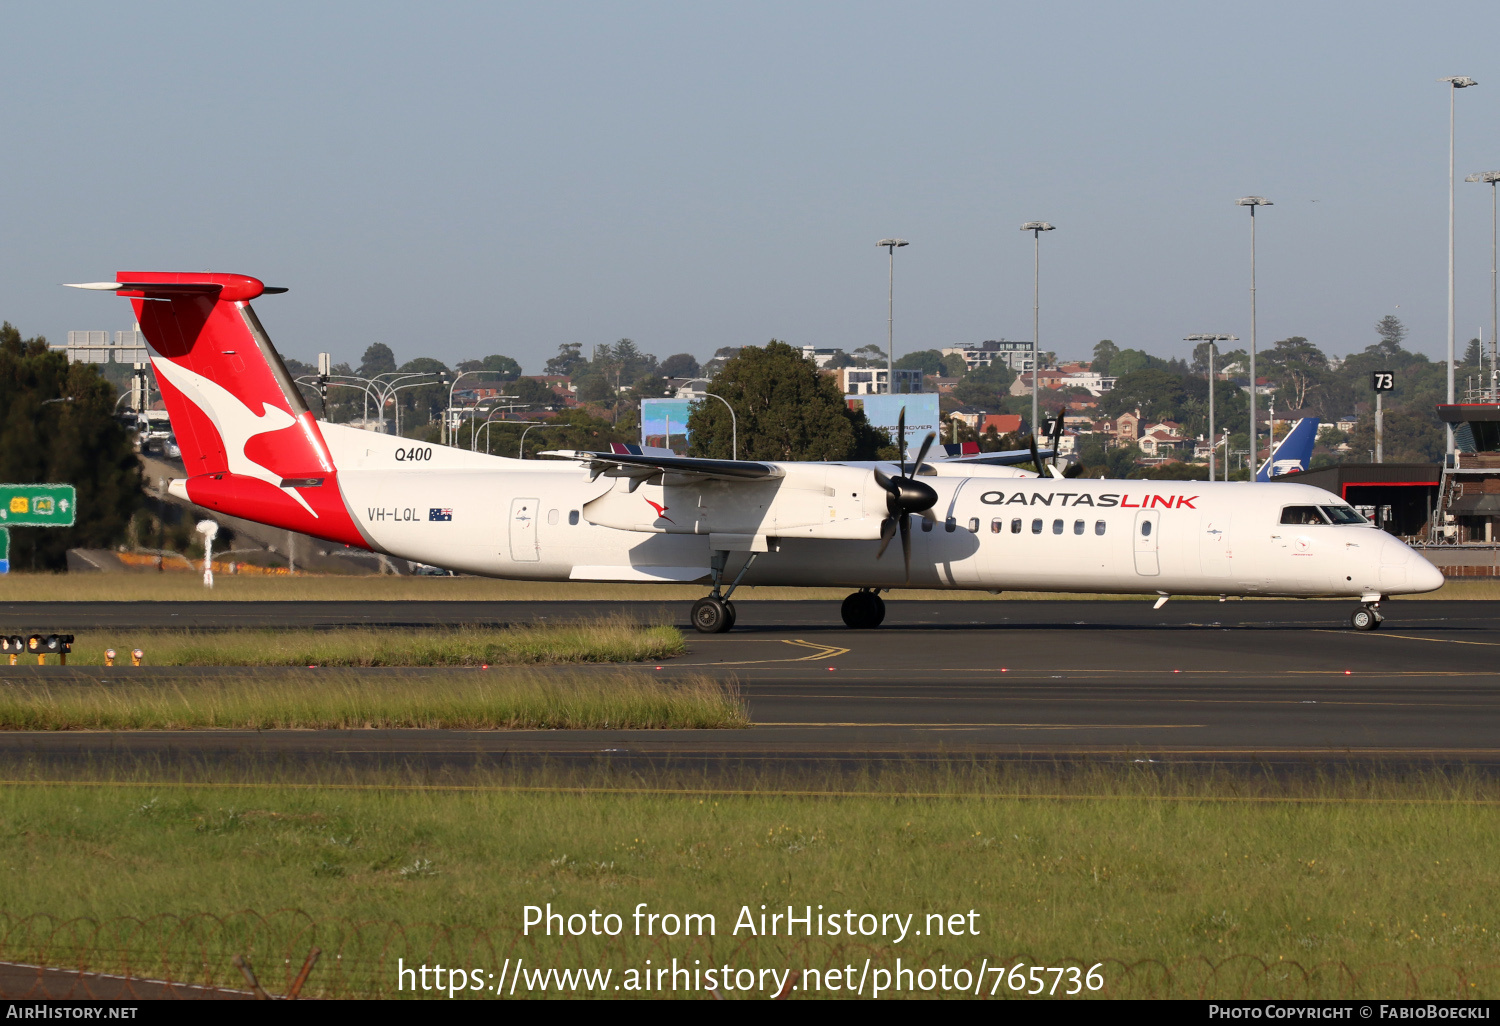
1;598;1498;773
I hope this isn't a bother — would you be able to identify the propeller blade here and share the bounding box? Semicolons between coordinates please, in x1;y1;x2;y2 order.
1063;462;1084;479
876;516;897;559
1027;433;1044;476
911;431;936;476
899;512;912;583
897;406;908;479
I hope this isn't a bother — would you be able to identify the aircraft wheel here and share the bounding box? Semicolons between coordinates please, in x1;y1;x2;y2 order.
724;600;737;629
840;591;885;629
692;597;733;634
1350;606;1378;631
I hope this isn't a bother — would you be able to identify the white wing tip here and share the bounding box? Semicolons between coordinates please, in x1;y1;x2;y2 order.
63;282;123;291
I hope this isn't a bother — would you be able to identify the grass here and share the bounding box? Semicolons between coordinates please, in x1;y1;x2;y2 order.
0;571;1486;602
0;765;1496;998
0;669;743;730
52;620;685;667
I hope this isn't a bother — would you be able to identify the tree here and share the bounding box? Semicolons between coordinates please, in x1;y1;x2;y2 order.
1107;348;1162;377
609;339;656;381
1463;337;1485;368
659;353;701;378
686;340;887;460
1374;315;1408;357
1100;367;1189;421
939;353;968;378
544;343;586;377
509;377;560;409
893;349;946;375
0;323;141;568
358;342;397;378
851;344;886;368
1091;340;1120;375
703;346;740;376
823;349;856;369
1261;336;1330;412
950;361;1015;409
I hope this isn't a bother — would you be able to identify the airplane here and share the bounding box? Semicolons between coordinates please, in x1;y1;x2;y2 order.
1255;416;1320;481
67;272;1443;634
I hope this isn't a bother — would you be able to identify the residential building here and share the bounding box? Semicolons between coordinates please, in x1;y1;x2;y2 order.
840;367;924;395
940;340;1050;374
800;345;844;368
949;411;1023;435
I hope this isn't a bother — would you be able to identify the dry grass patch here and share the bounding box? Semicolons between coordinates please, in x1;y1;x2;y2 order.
58;618;684;667
0;669;744;730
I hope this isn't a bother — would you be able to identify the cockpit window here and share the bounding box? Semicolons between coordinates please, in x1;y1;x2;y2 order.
1321;505;1368;525
1279;505;1329;526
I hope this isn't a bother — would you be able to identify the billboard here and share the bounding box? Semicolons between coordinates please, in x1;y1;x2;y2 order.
846;394;940;459
640;398;695;454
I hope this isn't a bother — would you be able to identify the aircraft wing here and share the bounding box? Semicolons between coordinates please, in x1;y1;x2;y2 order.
539;449;786;481
934;446;1056;467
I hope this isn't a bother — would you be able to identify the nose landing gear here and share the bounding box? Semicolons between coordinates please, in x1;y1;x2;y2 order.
840;589;886;629
1350;603;1384;631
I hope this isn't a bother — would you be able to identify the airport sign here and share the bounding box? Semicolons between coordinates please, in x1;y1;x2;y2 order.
0;484;76;527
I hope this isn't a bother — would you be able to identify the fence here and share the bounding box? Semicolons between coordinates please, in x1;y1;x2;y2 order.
0;910;1496;999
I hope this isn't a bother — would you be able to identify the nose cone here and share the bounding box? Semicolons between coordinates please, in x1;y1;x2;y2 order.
1408;549;1446;594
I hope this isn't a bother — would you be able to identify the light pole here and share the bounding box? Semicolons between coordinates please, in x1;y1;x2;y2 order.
700;392;738;460
518;422;562;459
1185;334;1238;481
388;379;440;437
1234;197;1272;473
1020;222;1055;441
1444;76;1478;450
443;370;509;445
877;239;909;395
1466;169;1500;400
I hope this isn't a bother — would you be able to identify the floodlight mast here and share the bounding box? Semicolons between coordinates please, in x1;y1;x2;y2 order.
1443;76;1478;450
1235;197;1272;475
1185;334;1238;481
1020;222;1056;443
1466;169;1500;398
877;239;909;396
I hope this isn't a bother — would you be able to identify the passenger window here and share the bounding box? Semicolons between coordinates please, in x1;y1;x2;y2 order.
968;517;980;533
1031;518;1043;535
1141;520;1152;537
547;509;559;526
1052;519;1063;535
921;518;933;533
945;516;956;533
568;510;580;526
1011;518;1022;534
1280;505;1328;526
991;519;1002;534
1073;519;1084;535
1095;520;1106;536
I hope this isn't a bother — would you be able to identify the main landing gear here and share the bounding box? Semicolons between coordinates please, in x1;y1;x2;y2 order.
840;589;886;629
691;550;758;634
1350;602;1385;631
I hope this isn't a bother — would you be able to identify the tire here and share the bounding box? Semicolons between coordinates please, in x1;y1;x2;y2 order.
1350;607;1376;631
724;600;737;629
692;597;732;634
840;592;884;629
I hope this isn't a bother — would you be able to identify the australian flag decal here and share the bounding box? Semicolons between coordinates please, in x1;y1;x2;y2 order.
429;508;453;522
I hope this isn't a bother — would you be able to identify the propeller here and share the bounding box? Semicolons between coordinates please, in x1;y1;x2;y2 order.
873;406;938;582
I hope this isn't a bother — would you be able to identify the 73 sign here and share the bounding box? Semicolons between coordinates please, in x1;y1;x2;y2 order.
1372;371;1395;393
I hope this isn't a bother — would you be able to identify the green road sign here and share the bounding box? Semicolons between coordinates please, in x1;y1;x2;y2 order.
0;485;76;527
0;527;8;558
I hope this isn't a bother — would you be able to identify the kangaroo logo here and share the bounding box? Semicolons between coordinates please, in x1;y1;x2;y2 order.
645;499;673;524
147;353;319;518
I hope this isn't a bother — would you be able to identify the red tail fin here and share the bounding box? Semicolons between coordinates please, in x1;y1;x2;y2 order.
85;273;368;547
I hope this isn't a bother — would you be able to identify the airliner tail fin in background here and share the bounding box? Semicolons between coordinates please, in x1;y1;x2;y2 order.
67;273;369;547
1255;416;1320;482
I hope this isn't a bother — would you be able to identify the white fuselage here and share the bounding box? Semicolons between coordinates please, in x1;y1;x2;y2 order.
317;425;1443;599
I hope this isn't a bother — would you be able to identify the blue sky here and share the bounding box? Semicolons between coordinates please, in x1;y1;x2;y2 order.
7;1;1500;373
